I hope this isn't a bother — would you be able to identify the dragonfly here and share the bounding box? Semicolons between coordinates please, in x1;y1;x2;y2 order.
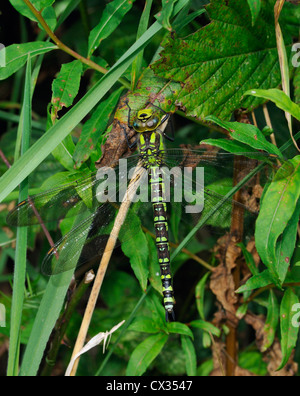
7;99;282;321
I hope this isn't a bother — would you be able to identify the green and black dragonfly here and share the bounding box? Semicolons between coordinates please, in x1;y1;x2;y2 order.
7;100;281;320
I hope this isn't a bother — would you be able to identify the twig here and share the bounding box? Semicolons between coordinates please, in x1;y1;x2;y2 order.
225;155;245;377
0;149;11;168
69;163;144;376
22;0;131;89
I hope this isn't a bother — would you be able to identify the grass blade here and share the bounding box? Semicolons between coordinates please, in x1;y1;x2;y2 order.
0;22;160;204
7;55;32;376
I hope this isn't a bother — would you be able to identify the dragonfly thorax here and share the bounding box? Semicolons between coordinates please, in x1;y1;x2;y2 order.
138;131;165;168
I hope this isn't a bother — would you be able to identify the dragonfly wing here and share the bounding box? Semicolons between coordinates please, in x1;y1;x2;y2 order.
7;155;141;227
42;164;150;275
159;151;261;234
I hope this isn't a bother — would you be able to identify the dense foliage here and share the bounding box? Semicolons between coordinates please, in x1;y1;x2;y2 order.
0;0;299;377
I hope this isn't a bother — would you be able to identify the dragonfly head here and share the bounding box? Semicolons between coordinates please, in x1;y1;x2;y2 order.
133;108;162;133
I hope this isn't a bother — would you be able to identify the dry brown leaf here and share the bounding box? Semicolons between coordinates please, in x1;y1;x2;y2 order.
245;313;298;376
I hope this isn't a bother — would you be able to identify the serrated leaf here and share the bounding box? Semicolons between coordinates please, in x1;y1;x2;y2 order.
181;335;197;376
151;0;293;120
73;88;123;167
277;288;299;371
50;60;83;122
126;333;168;376
0;42;57;80
255;157;300;285
88;0;135;57
245;88;300;121
205;116;283;158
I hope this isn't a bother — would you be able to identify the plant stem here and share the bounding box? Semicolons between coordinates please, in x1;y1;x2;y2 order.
68;163;143;376
225;155;246;377
22;0;131;89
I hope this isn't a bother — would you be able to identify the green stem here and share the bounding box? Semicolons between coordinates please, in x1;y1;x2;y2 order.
22;0;131;89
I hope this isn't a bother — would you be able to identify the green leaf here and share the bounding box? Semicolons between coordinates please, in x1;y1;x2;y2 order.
201;138;265;160
255;157;300;285
152;0;291;120
294;66;300;105
19;211;89;376
190;319;221;337
88;0;136;57
238;242;259;276
155;0;178;31
236;270;274;293
167;322;194;338
0;18;170;203
205;116;283;159
131;0;153;89
181;335;197;376
73;88;123;167
262;290;279;352
247;0;261;25
145;294;166;328
244;88;300;121
120;210;149;291
7;56;32;376
239;351;267;376
0;42;57;80
129;316;161;333
195;272;210;320
126;333;168;376
9;0;56;30
275;200;300;283
277;288;299;371
50;60;83;122
20;271;76;375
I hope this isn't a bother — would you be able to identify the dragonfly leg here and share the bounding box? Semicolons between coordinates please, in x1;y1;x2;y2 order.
163;114;174;142
122;124;137;149
124;99;134;129
150;103;174;142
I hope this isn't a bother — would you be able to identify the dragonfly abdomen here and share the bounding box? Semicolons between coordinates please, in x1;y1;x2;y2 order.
150;166;175;321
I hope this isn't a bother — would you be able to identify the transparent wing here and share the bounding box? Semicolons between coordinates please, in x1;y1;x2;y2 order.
157;149;281;233
6;154;141;227
41;164;149;275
